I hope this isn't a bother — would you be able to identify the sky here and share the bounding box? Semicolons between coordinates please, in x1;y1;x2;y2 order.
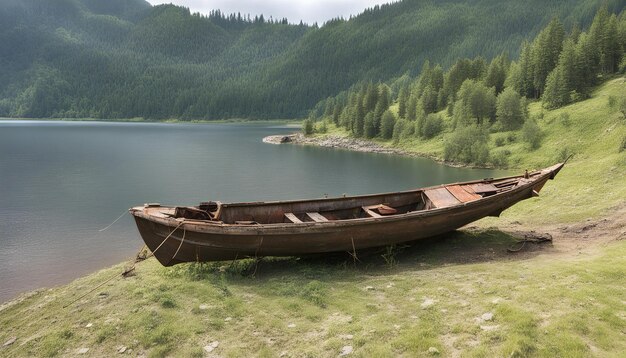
146;0;392;25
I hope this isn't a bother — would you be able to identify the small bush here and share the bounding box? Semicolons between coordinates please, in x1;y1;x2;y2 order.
302;119;314;135
620;136;626;153
491;150;509;168
521;118;542;150
444;125;490;165
495;136;506;147
422;113;443;139
317;120;328;134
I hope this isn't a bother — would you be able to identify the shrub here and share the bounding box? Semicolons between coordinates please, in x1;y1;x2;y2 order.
521;118;542;150
422;113;444;139
317;120;328;133
491;150;509;168
444;125;490;165
302;119;314;135
495;136;506;147
620;136;626;153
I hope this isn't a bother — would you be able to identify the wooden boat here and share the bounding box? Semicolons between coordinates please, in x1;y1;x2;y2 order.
130;162;565;266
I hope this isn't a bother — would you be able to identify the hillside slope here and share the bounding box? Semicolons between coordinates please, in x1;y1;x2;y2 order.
0;0;623;119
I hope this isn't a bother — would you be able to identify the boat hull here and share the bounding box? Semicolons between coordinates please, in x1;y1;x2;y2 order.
131;171;555;266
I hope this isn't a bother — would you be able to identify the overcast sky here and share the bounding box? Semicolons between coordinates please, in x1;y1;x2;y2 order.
146;0;392;25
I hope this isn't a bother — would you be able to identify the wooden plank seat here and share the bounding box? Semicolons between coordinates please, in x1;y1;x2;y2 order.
447;185;482;203
306;212;329;222
284;212;303;223
424;187;461;208
362;206;382;218
363;204;398;217
469;183;498;194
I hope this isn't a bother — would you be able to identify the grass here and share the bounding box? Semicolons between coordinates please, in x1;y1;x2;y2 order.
1;231;625;357
0;79;624;357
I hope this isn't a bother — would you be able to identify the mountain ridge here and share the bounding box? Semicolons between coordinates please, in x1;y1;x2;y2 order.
0;0;623;119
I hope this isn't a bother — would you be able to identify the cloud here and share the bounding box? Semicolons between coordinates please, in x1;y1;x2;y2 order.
146;0;391;24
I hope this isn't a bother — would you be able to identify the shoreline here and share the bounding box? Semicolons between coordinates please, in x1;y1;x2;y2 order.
263;133;481;169
0;117;302;125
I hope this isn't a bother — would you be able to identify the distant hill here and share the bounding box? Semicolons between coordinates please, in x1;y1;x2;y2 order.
0;0;623;119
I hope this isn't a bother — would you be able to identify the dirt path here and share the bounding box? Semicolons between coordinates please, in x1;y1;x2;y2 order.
481;202;626;260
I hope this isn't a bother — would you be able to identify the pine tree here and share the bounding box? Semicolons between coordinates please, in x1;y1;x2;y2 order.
406;94;419;121
364;112;376;138
398;87;408;119
380;110;396;139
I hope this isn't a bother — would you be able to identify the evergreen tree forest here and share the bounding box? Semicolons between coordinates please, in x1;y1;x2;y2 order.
307;6;626;165
0;0;623;120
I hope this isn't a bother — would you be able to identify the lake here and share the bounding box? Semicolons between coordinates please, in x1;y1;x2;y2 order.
0;120;509;302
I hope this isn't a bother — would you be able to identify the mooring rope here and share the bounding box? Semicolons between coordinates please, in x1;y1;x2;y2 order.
149;220;185;258
98;209;129;232
171;227;186;260
64;221;185;308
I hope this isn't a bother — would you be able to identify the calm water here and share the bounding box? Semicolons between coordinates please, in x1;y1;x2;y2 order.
0;120;509;302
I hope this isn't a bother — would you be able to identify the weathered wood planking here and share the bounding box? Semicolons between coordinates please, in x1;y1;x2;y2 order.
447;185;482;203
423;187;461;208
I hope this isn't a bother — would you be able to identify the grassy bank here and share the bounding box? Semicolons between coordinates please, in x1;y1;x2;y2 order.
1;224;624;357
1;80;624;357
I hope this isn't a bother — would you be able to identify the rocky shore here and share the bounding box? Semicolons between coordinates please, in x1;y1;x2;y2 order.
263;133;438;159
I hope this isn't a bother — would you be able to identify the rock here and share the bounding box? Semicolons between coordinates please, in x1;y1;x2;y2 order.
199;304;209;310
77;348;90;354
203;341;219;353
421;298;436;309
3;337;16;346
339;334;354;340
481;312;494;321
339;345;353;356
224;317;232;322
428;346;440;355
117;345;127;353
85;323;93;328
287;323;296;328
365;286;375;291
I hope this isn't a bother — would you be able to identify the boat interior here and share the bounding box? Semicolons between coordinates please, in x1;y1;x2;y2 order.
166;174;535;225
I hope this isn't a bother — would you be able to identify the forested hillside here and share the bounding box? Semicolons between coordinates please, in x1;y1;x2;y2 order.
0;0;623;119
307;6;626;167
